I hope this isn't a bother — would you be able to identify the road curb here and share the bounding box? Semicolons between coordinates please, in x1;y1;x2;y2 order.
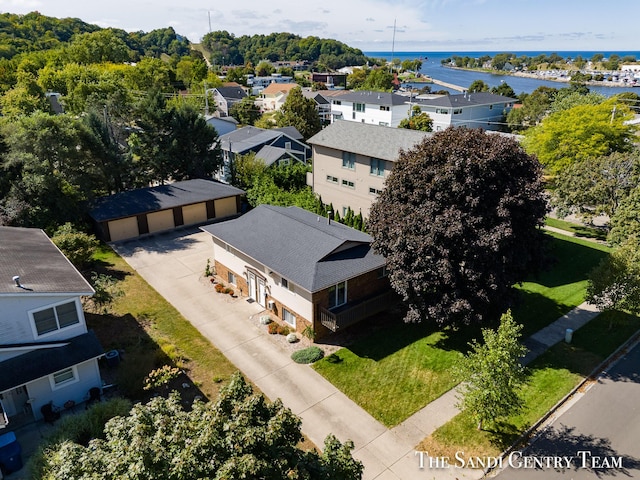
483;327;640;478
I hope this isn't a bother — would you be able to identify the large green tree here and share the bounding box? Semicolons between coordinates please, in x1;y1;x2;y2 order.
552;150;640;223
523;99;636;173
398;105;433;131
455;310;528;430
275;86;321;139
39;373;363;480
368;128;547;327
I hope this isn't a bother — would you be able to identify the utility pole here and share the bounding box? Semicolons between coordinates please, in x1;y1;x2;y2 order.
390;18;396;74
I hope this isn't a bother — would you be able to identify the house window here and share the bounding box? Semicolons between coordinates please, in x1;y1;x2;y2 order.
326;175;338;184
353;103;365;112
228;271;236;285
51;367;78;390
342;152;355;170
281;278;294;292
32;301;80;337
453;109;462;114
380;105;390;111
328;281;347;309
369;187;383;195
379;122;389;126
341;179;355;189
333;100;342;105
377;266;389;278
282;307;296;327
370;158;385;177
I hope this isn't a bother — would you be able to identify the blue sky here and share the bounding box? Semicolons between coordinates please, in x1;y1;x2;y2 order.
1;0;638;52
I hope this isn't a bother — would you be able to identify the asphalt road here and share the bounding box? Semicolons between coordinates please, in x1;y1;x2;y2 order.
494;341;640;479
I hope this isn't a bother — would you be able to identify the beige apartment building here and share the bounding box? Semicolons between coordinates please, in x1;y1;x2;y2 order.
308;120;432;218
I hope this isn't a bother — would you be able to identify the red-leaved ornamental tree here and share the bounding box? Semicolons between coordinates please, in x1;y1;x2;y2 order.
368;127;547;327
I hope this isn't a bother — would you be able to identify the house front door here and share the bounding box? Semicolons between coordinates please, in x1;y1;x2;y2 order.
0;385;28;417
248;272;257;303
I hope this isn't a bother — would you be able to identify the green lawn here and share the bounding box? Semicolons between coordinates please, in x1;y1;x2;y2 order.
514;231;610;336
314;232;611;427
421;310;640;458
545;217;608;241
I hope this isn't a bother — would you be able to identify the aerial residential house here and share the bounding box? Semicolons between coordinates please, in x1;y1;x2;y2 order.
302;91;332;126
308;120;431;217
0;227;103;427
256;83;300;112
89;179;245;242
201;205;394;339
311;72;347;89
216;126;311;183
322;90;412;127
412;92;516;131
211;84;248;117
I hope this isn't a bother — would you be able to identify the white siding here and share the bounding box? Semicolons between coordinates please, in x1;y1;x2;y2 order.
213;241;313;320
0;295;87;346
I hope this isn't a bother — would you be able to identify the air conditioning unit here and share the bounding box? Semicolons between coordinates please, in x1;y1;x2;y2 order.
267;300;275;310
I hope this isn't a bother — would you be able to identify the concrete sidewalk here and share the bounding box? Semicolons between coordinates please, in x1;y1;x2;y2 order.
113;227;602;480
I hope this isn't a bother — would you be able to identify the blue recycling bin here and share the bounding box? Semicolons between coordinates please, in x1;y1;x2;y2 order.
0;431;23;474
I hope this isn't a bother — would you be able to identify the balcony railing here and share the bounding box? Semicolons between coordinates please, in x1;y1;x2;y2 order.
319;290;397;332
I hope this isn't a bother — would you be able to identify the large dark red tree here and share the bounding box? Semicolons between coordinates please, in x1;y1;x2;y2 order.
368;127;547;327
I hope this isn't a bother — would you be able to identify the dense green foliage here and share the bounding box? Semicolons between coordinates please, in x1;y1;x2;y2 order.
274;87;321;139
523;99;636;173
455;311;527;430
368;128;547;327
51;223;100;269
201;30;373;69
38;373;363;480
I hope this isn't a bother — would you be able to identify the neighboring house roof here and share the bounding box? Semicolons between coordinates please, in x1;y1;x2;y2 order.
255;145;303;166
274;126;304;141
0;227;94;295
262;83;299;95
90;179;245;223
319;90;408;107
307;120;431;161
302;91;331;105
215;86;247;101
0;331;103;392
201;205;385;292
206;116;239;125
219;126;306;154
415;92;516;108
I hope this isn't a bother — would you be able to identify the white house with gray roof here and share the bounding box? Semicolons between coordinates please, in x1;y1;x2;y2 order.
0;227;103;428
322;90;413;127
308;120;432;217
413;91;516;131
201;205;394;339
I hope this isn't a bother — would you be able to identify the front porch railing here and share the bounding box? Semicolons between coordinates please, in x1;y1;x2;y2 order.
319;290;397;332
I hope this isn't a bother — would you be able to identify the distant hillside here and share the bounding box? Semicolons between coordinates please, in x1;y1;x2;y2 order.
0;11;191;60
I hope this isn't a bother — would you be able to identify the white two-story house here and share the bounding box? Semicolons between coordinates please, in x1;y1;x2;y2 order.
413;92;516;131
0;227;103;427
323;90;412;127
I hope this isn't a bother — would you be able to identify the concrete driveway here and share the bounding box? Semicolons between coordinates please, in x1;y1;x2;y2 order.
113;227;455;480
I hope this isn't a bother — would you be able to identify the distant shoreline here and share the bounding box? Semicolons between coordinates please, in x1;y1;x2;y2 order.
445;66;639;89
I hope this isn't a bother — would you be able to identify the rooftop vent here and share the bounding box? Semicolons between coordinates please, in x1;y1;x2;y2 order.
12;275;21;287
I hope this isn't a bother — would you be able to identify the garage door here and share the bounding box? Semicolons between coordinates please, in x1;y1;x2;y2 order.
182;202;207;225
214;197;237;219
108;217;139;242
147;210;175;234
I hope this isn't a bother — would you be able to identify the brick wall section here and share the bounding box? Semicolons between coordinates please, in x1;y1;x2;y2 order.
265;295;312;335
214;260;248;297
312;268;390;340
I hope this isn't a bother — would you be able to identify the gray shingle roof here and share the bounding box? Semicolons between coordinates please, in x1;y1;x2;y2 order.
414;92;516;108
215;86;247;100
0;227;94;294
201;205;385;292
307;120;432;161
0;331;103;391
219;126;305;154
90;179;245;222
255;145;300;166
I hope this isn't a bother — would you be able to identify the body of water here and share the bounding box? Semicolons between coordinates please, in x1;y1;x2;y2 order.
364;51;640;96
